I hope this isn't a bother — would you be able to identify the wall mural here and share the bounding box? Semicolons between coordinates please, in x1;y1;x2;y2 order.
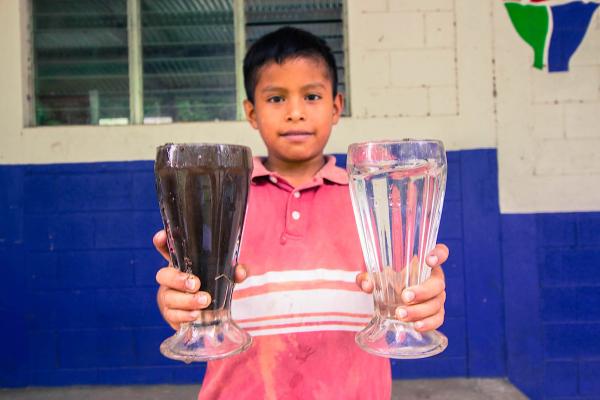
504;0;599;72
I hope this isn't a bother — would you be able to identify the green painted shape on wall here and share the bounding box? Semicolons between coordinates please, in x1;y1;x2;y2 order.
505;3;550;70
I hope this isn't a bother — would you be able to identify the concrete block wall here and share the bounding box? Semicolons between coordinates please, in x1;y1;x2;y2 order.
494;2;600;212
530;9;600;176
0;150;510;387
540;214;600;398
0;162;207;386
502;212;600;399
0;1;599;398
351;0;458;118
494;13;600;395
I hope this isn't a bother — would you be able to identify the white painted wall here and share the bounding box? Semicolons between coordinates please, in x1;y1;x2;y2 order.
493;1;600;212
0;0;598;213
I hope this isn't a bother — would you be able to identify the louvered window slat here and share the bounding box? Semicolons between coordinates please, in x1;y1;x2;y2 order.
32;0;346;126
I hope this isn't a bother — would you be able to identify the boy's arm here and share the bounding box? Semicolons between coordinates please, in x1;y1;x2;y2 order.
356;243;448;332
153;230;248;330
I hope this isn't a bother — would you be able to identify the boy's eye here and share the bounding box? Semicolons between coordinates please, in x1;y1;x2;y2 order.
267;96;285;103
305;94;321;101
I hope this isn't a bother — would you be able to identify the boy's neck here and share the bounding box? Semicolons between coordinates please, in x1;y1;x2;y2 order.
264;155;327;188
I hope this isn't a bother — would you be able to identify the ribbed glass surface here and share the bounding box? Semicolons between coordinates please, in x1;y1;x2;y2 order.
33;0;129;125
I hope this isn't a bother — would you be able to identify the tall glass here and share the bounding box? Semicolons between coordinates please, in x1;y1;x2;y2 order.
347;139;448;359
154;143;253;362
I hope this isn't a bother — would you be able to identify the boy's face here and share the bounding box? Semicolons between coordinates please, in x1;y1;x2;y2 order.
243;57;343;167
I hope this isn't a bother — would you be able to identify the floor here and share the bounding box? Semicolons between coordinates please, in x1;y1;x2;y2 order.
0;378;528;400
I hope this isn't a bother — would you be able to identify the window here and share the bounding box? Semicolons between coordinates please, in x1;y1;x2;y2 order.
31;0;346;126
245;1;347;114
142;0;236;123
33;0;129;125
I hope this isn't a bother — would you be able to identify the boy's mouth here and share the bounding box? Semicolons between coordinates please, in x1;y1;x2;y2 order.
280;130;313;139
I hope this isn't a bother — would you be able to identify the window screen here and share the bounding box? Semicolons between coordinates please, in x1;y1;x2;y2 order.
31;0;346;126
245;0;346;107
142;0;236;123
33;0;129;125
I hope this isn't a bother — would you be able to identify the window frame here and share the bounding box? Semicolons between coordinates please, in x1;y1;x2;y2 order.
26;0;349;127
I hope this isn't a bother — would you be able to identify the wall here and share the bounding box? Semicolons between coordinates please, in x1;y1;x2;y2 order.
3;0;597;213
494;0;600;213
494;5;600;395
0;162;207;386
1;1;600;399
1;150;508;388
0;0;496;163
503;212;600;399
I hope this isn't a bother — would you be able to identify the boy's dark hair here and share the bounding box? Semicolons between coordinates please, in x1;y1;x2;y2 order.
243;26;338;103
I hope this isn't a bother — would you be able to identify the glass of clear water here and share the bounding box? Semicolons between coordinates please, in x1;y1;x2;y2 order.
347;139;448;359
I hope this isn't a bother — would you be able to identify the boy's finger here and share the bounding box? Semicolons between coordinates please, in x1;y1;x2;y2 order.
426;243;449;267
401;266;445;304
395;291;446;322
355;272;373;293
153;230;171;262
161;288;211;311
412;309;445;332
235;264;248;283
162;308;202;329
156;267;200;293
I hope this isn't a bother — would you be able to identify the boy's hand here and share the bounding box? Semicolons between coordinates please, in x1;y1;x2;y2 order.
153;230;248;330
356;243;449;332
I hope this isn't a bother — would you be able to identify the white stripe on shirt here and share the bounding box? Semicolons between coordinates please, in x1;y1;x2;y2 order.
248;324;368;337
234;268;361;289
232;289;374;321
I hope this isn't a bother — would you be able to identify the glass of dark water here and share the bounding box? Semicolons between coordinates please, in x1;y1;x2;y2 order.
155;143;253;362
347;139;448;359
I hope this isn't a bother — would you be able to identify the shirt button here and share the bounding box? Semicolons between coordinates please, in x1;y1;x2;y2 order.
293;191;301;199
269;176;278;184
291;211;301;220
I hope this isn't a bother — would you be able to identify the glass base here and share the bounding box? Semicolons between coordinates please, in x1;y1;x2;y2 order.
160;311;251;363
356;316;447;359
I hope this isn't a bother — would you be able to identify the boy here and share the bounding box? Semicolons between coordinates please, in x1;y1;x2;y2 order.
153;27;448;399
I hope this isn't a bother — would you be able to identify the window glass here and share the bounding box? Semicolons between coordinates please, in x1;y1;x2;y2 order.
141;0;236;123
33;0;129;125
31;0;346;126
245;0;346;112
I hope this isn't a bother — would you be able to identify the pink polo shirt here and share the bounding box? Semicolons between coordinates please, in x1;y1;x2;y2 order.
198;156;391;400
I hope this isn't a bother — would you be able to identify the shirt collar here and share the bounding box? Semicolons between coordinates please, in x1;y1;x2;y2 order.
251;155;348;185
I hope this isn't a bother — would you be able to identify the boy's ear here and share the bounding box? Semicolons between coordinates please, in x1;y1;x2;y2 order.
332;93;344;125
243;99;258;129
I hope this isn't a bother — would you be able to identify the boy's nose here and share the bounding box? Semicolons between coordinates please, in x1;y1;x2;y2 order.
286;99;305;122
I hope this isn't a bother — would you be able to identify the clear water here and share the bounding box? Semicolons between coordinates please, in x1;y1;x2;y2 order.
349;159;446;318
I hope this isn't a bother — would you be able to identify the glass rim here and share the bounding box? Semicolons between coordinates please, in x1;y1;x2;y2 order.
348;139;444;149
156;142;252;152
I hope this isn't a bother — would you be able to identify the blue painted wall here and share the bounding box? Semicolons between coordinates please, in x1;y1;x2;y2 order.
0;162;207;386
1;149;597;399
503;212;600;399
